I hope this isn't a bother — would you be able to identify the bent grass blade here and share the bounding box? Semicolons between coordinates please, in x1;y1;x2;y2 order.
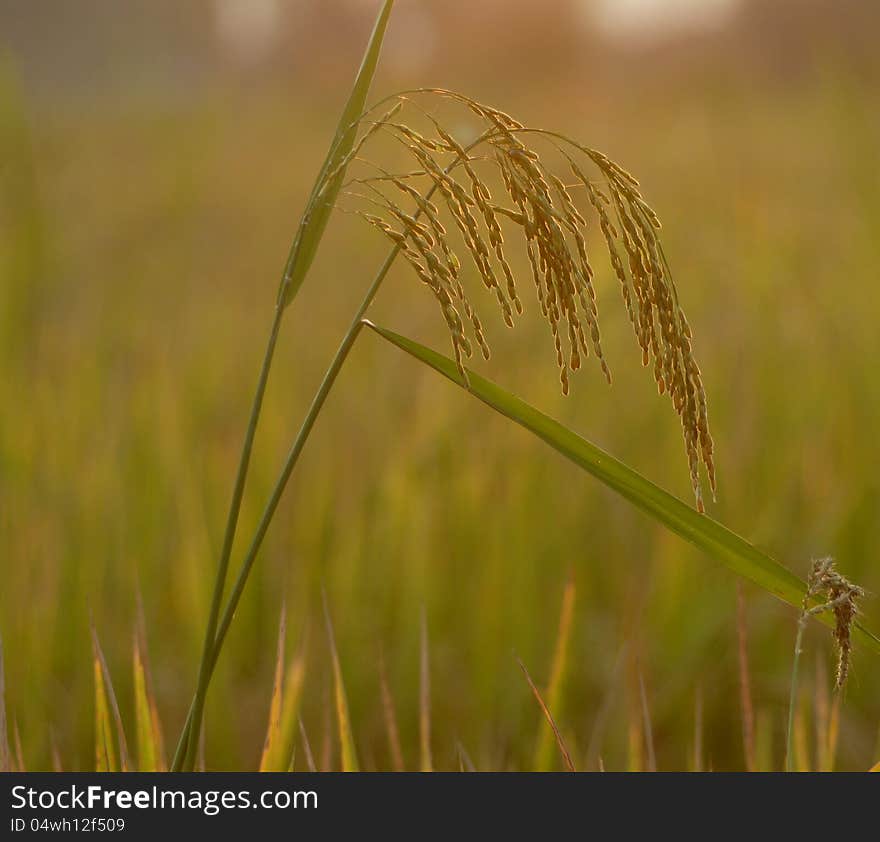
365;321;880;656
278;0;396;309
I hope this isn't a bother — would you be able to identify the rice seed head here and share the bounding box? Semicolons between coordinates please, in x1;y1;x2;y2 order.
803;557;865;690
337;90;715;508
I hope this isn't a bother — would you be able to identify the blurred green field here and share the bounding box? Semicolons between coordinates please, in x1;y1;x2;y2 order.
2;3;880;771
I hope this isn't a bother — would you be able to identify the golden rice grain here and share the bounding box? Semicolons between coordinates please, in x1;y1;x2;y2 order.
339;91;715;508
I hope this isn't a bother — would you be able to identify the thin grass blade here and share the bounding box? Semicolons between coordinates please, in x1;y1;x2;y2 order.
259;607;287;772
534;575;575;771
91;626;131;772
366;322;880;654
298;718;318;773
322;592;359;772
133;616;166;772
135;587;166;771
275;648;307;771
278;0;395;309
133;639;160;772
379;650;405;771
92;638;116;772
260;609;307;772
517;657;575;772
419;609;432;772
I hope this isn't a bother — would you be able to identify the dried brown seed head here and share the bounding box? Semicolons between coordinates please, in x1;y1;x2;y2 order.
803;557;866;690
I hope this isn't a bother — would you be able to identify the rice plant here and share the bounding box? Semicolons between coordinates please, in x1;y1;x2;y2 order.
785;558;864;771
2;0;877;773
160;0;877;772
170;0;705;769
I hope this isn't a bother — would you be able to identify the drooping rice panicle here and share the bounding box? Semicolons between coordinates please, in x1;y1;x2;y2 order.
335;90;715;507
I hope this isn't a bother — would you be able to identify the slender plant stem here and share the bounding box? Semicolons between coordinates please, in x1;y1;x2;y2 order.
785;588;854;772
171;304;284;771
177;251;395;770
785;613;807;772
175;136;489;770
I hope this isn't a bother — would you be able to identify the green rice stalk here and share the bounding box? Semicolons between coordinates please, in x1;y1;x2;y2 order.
174;0;395;772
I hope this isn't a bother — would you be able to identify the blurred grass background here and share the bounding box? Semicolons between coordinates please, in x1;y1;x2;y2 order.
2;0;879;770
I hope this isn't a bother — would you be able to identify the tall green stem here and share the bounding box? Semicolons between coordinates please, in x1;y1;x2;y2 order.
785;612;808;772
170;304;284;771
174;135;488;770
177;246;400;771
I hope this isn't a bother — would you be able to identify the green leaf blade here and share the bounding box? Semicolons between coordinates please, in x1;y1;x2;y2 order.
365;321;880;655
278;0;395;309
